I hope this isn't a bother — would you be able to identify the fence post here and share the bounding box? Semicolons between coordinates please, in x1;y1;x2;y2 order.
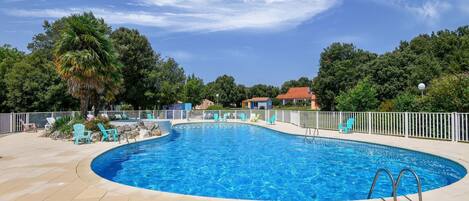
10;112;14;133
298;111;301;127
316;110;319;129
180;110;183;120
451;112;456;142
339;111;343;124
405;112;409;138
26;113;30;124
138;110;141;119
282;110;285;122
234;110;237;120
368;112;372;134
265;110;268;123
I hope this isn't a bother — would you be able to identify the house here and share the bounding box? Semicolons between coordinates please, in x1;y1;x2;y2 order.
276;87;320;110
242;97;273;110
195;99;215;110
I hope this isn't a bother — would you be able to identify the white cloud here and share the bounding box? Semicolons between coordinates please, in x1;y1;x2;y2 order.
377;0;451;24
3;0;339;32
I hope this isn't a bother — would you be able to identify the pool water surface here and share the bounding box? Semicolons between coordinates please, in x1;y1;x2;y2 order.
92;123;466;201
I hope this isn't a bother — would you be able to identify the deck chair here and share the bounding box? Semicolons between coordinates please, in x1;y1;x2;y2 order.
338;118;355;134
240;113;247;121
73;124;92;145
267;114;277;125
147;113;155;120
222;113;229;122
20;119;37;132
45;117;55;130
98;123;119;142
250;114;260;122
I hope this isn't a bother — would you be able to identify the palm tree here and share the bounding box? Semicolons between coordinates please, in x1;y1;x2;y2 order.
54;12;121;117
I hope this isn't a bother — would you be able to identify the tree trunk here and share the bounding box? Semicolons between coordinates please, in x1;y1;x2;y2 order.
80;97;89;119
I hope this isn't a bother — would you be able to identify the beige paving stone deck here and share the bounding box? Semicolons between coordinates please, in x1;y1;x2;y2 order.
0;120;468;201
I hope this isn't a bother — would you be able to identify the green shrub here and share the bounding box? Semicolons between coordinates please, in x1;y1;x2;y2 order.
49;115;84;139
336;78;379;111
207;104;224;110
84;116;112;131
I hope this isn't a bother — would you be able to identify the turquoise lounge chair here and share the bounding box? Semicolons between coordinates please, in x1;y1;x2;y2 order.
338;118;355;134
267;114;277;125
147;113;155;119
73;124;92;145
214;113;220;122
222;113;229;122
240;113;247;121
98;123;119;142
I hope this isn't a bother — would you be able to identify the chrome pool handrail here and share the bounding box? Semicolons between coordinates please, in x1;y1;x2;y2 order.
395;168;423;201
367;168;397;201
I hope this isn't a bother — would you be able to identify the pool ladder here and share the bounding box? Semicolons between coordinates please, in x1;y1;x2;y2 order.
367;168;422;201
303;126;319;143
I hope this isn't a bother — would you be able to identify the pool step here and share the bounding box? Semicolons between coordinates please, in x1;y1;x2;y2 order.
367;168;422;201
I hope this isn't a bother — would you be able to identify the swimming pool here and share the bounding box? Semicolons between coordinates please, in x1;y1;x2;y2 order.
91;123;466;201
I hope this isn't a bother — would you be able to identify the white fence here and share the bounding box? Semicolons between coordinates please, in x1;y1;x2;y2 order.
1;110;468;143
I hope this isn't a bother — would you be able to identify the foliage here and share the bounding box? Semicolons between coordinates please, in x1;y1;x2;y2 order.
119;103;134;110
0;45;25;112
248;84;280;98
4;51;77;112
111;27;160;108
84;116;112;131
422;74;469;112
378;100;394;112
336;79;379;111
54;12;122;117
49;115;84;139
281;77;312;93
203;75;241;107
206;104;224;110
144;58;185;108
392;92;421;112
183;74;205;106
313;43;377;110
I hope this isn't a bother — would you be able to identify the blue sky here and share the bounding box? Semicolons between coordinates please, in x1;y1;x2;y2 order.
1;0;469;86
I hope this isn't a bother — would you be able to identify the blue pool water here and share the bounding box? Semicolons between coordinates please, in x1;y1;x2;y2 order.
92;123;466;201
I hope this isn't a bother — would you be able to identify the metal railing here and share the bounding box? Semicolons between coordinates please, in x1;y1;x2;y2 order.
1;110;468;143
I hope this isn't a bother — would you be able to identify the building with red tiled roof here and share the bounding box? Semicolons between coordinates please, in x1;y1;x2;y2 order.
276;87;320;110
242;97;272;110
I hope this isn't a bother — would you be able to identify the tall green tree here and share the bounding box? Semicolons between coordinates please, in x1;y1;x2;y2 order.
111;27;160;108
145;58;185;108
336;78;379;111
0;45;24;112
183;74;205;106
248;84;280;98
204;75;240;107
313;43;377;110
54;12;122;117
281;77;312;93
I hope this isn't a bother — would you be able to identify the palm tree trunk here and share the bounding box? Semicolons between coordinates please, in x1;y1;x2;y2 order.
80;97;89;118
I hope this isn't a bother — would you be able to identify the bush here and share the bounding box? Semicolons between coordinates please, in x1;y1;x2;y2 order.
378;100;394;112
49;115;84;139
84;116;112;131
119;103;134;110
392;92;421;112
421;74;469;112
336;78;379;111
207;104;224;110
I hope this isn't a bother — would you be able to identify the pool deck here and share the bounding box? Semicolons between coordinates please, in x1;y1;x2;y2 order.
0;120;468;201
